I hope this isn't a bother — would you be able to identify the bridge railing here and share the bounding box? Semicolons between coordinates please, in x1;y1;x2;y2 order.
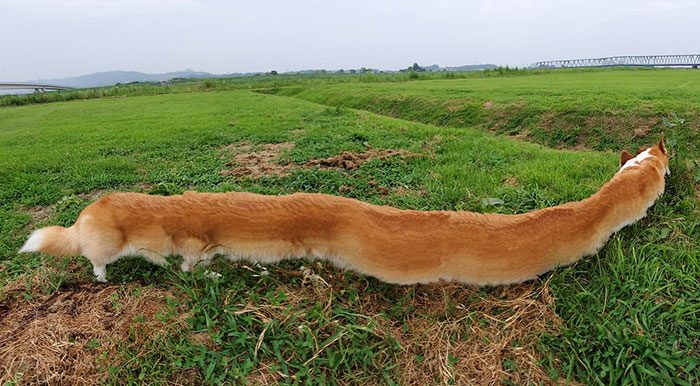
533;54;700;68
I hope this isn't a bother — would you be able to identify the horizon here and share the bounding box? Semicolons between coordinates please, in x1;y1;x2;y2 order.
10;63;499;83
6;54;699;84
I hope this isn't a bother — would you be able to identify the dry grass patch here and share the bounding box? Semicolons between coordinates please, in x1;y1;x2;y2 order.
0;274;186;385
504;176;521;187
221;141;417;178
221;142;295;178
237;262;571;385
383;282;570;385
305;148;414;171
22;205;55;227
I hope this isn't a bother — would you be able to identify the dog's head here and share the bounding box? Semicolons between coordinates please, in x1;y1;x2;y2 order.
619;136;669;175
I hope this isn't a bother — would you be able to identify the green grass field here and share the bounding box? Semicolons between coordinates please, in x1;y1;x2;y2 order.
268;69;700;153
1;69;698;385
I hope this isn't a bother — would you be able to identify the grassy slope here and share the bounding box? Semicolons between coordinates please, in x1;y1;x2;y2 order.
0;67;620;108
0;70;698;384
0;71;450;107
270;69;700;153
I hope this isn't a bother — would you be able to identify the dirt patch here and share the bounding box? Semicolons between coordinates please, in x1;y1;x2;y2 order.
221;142;295;178
221;142;417;178
0;277;185;385
305;148;412;171
483;100;494;109
22;205;55;227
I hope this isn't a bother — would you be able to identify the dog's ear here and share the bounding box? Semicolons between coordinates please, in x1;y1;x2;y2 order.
658;133;666;154
620;150;634;167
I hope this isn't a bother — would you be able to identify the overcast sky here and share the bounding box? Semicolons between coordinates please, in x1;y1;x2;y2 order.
1;0;697;81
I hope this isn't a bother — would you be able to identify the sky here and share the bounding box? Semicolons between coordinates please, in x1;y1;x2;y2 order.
0;0;697;81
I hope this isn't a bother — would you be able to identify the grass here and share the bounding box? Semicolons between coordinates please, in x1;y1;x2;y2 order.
267;68;700;153
0;66;632;108
0;69;698;384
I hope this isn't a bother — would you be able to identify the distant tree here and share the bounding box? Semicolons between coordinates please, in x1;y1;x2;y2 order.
337;69;345;74
360;67;369;73
269;70;278;75
410;63;426;72
349;69;357;74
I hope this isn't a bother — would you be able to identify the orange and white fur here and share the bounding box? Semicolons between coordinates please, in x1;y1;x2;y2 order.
20;138;669;286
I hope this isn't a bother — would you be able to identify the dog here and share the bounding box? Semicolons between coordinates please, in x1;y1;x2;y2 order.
20;137;669;285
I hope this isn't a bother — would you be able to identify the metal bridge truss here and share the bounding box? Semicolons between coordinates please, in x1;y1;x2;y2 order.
534;54;700;69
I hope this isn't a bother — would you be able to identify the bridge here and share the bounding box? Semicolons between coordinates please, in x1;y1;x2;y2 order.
0;83;74;92
533;54;700;69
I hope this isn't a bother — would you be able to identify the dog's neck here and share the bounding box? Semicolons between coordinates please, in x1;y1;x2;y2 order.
590;157;666;235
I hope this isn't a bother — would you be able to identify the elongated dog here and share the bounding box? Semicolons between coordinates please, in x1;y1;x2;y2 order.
20;138;669;285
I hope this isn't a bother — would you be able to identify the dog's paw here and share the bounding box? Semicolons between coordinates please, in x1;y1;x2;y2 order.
93;265;107;283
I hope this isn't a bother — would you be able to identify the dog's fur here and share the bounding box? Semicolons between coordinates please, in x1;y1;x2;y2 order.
20;139;669;285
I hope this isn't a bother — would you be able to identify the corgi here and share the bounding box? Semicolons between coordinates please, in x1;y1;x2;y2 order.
20;138;669;286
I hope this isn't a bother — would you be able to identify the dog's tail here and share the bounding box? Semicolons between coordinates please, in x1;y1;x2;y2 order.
19;225;81;257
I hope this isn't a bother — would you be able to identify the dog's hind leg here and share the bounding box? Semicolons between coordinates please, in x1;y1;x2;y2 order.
176;237;213;272
137;249;170;267
126;227;173;268
79;223;124;283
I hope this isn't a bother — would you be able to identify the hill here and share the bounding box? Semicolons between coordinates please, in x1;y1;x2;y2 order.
31;70;218;88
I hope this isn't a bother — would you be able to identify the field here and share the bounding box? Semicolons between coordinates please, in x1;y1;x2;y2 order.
1;69;698;385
